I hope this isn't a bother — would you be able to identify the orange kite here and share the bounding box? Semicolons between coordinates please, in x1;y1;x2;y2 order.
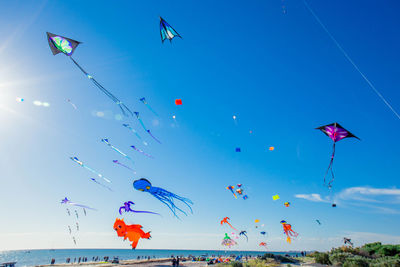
113;218;151;249
220;217;237;231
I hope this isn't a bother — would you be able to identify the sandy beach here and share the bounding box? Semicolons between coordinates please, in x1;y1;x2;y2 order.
37;258;208;267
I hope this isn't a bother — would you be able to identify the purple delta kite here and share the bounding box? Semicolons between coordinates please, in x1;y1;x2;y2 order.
316;122;360;188
46;32;132;116
61;197;96;211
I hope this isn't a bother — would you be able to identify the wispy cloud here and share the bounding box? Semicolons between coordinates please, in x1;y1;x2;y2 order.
294;186;400;214
294;193;329;203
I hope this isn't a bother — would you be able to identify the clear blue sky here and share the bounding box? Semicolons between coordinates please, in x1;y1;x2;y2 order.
0;0;399;251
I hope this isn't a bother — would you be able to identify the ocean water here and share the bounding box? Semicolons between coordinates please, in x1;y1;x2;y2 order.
0;249;301;266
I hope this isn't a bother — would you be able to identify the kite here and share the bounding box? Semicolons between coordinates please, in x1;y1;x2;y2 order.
66;208;71;216
269;147;275;151
272;194;280;201
139;97;158;116
343;237;354;247
255;219;260;223
72;237;77;245
175;99;182;105
83;209;86;216
239;231;248;242
46;32;132;116
67;99;77;110
221;233;237;248
119;201;159;216
61;197;96;211
147;130;161;144
284;202;290;207
259;242;267;248
133;112;161;143
316;220;321;225
122;124;142;140
101;139;134;164
235;148;241;152
76;222;79;231
91;178;113;191
113;218;151;249
226;186;237;199
280;220;298;243
70;156;111;183
68;226;72;234
75;210;79;219
316;122;360;188
235;184;248;200
133;178;193;218
231;232;239;239
131;145;154;159
16;97;24;102
220;217;237;231
332;203;337;207
160;17;181;43
260;231;266;236
112;160;135;173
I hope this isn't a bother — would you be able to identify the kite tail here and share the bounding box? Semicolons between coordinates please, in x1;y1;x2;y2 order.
69;57;133;117
227;223;238;232
147;130;162;144
132;210;161;216
323;142;336;188
145;104;159;116
137;118;148;131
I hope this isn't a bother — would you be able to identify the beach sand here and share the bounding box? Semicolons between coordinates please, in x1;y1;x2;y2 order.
37;258;207;267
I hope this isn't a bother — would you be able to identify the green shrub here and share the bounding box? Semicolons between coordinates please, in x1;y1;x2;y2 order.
370;256;400;267
314;252;331;265
343;256;369;267
329;252;354;266
231;262;243;267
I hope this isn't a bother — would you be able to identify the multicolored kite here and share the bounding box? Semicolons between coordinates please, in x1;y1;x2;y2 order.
133;178;193;218
160;17;181;43
46;32;132;116
226;186;237;199
280;220;298;243
316;122;360;188
284;202;290;207
221;233;237;248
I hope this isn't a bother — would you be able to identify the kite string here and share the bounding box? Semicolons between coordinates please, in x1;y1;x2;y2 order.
69;57;133;117
303;0;400;120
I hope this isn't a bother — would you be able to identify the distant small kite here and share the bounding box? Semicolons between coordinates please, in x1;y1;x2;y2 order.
70;157;111;183
226;186;237;199
160;17;181;43
272;194;280;201
61;197;96;211
284;202;290;207
139;97;158;116
175;99;182;105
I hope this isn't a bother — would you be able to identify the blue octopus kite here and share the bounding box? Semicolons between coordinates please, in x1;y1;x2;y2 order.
133;178;193;218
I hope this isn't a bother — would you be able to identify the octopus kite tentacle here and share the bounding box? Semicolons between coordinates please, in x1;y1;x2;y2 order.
133;178;193;218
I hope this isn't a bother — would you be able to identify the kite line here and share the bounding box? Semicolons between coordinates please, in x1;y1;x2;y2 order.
303;0;400;120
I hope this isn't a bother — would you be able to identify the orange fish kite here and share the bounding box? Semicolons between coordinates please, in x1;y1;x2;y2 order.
220;217;237;231
113;218;151;249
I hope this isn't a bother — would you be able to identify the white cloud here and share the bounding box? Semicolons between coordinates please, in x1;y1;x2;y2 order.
295;186;400;214
294;193;329;203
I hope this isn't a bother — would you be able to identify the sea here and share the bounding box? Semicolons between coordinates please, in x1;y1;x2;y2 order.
0;249;302;266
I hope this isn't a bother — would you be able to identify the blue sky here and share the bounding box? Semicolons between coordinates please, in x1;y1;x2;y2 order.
0;0;400;251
